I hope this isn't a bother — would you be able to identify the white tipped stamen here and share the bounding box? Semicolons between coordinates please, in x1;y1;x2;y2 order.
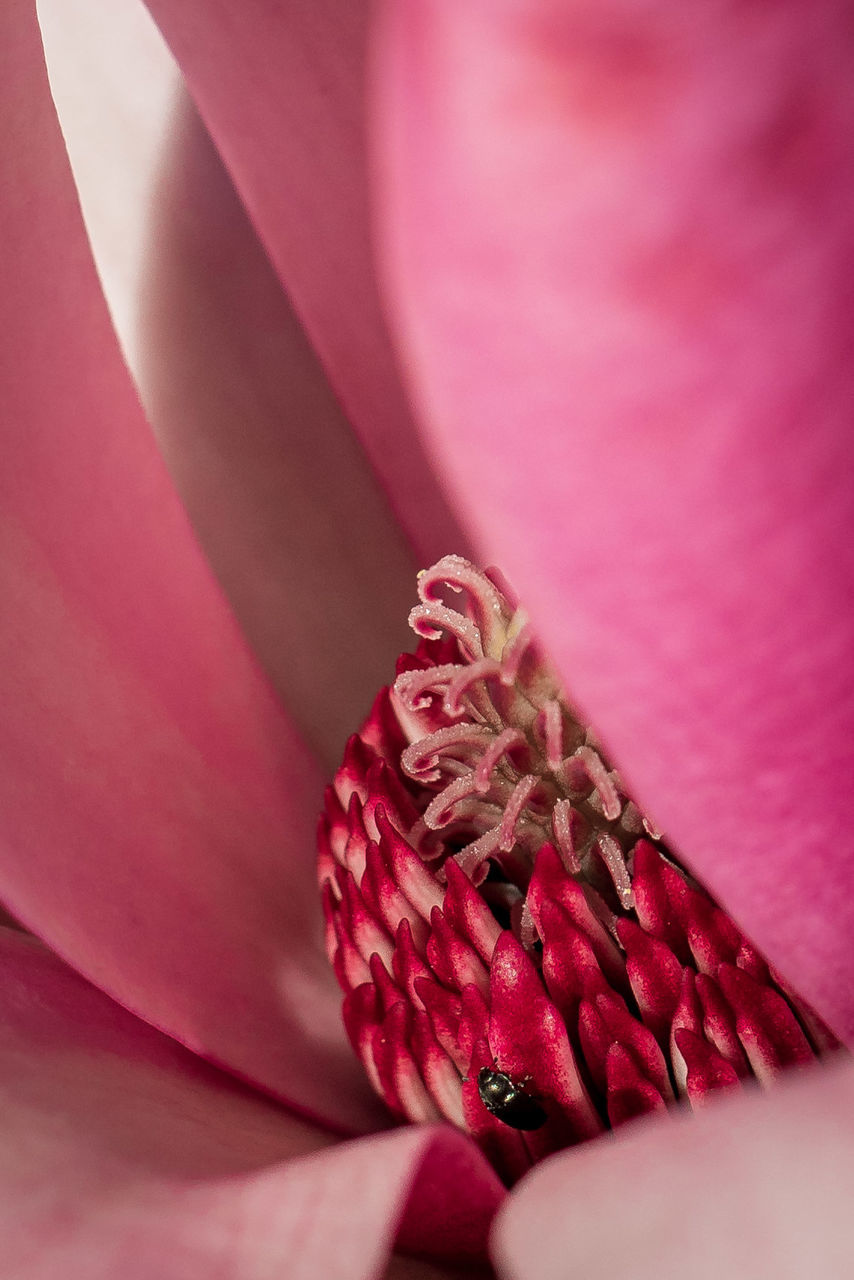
401;724;494;783
453;827;502;880
499;775;539;851
539;700;565;773
423;775;480;830
394;664;470;713
417;554;510;657
474;728;526;793
409;602;484;660
444;657;503;716
575;745;622;821
597;833;635;910
518;896;538;951
553;798;583;874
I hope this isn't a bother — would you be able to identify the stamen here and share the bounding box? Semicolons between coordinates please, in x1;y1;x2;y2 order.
643;814;663;841
394;663;469;713
517;896;538;952
401;723;494;783
575;745;622;821
409;602;484;660
423;774;480;830
597;833;635;910
539;700;565;774
474;728;526;793
499;775;539;851
416;554;510;658
445;657;503;716
497;619;534;685
552;798;582;874
454;826;502;881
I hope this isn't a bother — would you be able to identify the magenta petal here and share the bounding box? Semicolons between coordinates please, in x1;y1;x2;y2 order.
375;2;854;1037
0;928;499;1277
0;3;375;1128
393;1123;504;1265
145;0;465;562
495;1056;854;1280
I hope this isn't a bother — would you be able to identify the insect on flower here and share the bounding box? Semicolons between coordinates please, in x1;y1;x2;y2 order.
477;1067;548;1131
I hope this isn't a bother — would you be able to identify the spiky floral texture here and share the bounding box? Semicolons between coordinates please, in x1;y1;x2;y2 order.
318;557;837;1182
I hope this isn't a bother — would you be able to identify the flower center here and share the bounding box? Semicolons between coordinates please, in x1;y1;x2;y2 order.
318;556;838;1183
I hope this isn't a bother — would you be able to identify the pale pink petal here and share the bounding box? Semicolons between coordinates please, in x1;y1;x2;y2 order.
37;0;180;376
495;1056;854;1279
0;928;500;1278
374;2;854;1037
144;0;465;562
0;1;374;1127
40;1;421;764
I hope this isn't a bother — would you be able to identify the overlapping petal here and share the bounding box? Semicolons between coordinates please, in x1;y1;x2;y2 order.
495;1055;854;1280
0;0;376;1128
374;0;854;1039
143;0;466;564
39;0;420;764
0;927;500;1278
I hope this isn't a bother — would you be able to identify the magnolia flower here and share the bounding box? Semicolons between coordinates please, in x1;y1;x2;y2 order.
4;2;853;1279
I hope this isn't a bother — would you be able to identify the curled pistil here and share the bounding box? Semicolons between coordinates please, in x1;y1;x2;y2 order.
318;556;838;1182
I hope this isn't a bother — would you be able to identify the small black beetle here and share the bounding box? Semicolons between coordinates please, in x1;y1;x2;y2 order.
477;1066;548;1131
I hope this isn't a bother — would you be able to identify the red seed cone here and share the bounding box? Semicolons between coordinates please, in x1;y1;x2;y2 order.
318;556;838;1182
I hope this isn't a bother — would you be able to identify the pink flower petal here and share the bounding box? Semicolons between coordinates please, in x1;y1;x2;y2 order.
0;927;499;1277
145;0;465;563
495;1055;854;1279
40;0;419;767
374;1;854;1037
0;3;373;1128
37;0;180;368
127;85;420;766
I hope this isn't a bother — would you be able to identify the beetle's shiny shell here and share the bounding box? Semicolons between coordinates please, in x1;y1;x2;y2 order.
477;1067;548;1131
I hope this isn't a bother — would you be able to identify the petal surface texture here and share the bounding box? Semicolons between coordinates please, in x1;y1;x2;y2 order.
1;1;375;1128
144;0;465;563
375;1;854;1038
0;929;498;1278
39;0;419;765
495;1057;854;1280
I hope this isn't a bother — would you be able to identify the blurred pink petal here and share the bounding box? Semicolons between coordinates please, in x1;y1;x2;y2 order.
496;1055;854;1280
39;0;420;766
135;87;420;765
374;1;854;1037
145;0;466;563
0;927;499;1278
36;0;180;374
0;0;377;1128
